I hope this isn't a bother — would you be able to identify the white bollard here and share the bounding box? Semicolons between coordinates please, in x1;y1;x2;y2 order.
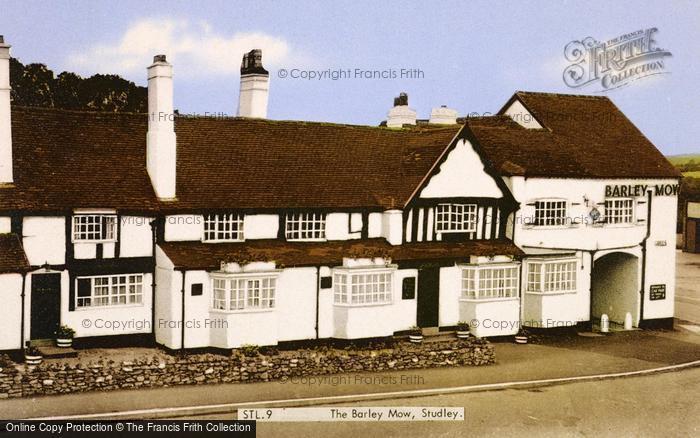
601;314;609;333
624;312;633;330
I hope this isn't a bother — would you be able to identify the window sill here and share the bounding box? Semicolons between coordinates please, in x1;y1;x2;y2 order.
525;291;577;296
75;303;144;311
209;308;275;315
459;297;519;303
73;240;118;244
202;239;245;243
333;302;393;308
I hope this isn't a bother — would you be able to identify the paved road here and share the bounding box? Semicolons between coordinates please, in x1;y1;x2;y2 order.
676;250;700;324
215;366;699;437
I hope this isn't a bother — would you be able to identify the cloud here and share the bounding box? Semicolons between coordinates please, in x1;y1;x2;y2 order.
65;18;306;79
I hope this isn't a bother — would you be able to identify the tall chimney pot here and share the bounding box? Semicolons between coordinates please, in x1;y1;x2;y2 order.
386;92;416;128
237;49;269;118
0;35;12;183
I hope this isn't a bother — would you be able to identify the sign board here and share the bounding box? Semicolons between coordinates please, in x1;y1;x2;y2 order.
649;284;666;301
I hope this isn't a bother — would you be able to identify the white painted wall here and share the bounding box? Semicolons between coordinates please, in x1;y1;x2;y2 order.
244;214;279;239
326;213;361;241
0;217;10;233
23;216;65;266
382;210;403;245
155;246;178;349
503;99;543;129
368;213;383;238
419;139;503;199
120;216;154;257
439;266;461;327
164;215;204;241
0;273;22;350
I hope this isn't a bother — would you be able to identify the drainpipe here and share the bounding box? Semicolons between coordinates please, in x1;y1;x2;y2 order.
315;266;320;339
20;272;26;350
180;269;186;350
639;190;653;325
150;218;157;342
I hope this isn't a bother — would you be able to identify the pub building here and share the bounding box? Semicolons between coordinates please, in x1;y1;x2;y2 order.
0;36;680;352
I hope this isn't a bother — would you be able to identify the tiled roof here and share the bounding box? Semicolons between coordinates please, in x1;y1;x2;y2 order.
467;91;680;179
0;106;460;212
172;117;460;210
0;233;30;273
158;239;523;270
1;106;160;212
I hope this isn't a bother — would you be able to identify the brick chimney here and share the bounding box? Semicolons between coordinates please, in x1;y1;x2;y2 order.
237;49;269;118
386;92;416;128
0;36;13;183
146;54;176;199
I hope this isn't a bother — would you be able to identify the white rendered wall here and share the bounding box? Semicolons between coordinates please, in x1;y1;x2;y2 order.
0;273;22;350
326;213;361;240
23;217;65;266
244;214;279;239
164;215;204;241
503;100;543;129
155;246;178;348
419;139;503;199
120;216;154;257
0;216;10;233
439;266;461;327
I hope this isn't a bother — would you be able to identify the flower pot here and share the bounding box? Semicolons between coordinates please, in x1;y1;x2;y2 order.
25;355;43;365
456;330;470;339
514;335;528;344
409;334;423;343
56;338;73;348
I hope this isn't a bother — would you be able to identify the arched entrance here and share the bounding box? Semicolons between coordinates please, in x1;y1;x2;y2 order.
591;252;640;327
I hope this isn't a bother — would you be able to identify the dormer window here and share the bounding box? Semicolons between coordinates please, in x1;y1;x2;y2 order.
285;212;326;241
72;215;117;242
435;203;477;233
203;213;244;242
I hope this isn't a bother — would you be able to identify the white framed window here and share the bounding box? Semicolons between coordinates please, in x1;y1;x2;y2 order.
461;265;519;300
211;275;277;311
527;260;577;293
72;215;117;242
76;274;143;308
333;268;394;305
203;213;244;242
534;200;568;226
604;198;634;224
435;203;477;233
285;212;326;241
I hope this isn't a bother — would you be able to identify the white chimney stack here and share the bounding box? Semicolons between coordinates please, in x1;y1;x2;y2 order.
0;36;13;184
386;93;416;128
237;49;269;118
429;105;458;125
146;54;176;200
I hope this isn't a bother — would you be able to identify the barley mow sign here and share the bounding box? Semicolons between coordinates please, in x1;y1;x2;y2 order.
605;183;679;198
563;28;672;91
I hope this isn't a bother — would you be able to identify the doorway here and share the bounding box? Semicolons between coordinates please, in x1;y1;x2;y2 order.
30;273;61;340
417;267;440;328
591;252;639;326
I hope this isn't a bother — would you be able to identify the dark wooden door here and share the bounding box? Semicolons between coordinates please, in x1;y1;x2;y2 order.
30;273;61;340
417;267;440;327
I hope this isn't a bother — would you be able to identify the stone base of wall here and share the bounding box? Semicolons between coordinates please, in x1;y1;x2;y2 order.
0;338;494;398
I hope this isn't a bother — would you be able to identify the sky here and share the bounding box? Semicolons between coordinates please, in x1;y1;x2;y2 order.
1;0;698;155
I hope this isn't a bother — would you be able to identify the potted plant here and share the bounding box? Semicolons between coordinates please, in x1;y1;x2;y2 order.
24;346;43;365
514;329;528;344
55;325;76;348
408;326;423;343
456;321;471;339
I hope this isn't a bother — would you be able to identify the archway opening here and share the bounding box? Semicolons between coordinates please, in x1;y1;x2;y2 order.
591;252;640;327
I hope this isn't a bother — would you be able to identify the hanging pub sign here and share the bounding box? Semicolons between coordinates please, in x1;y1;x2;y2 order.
649;284;666;301
605;184;679;198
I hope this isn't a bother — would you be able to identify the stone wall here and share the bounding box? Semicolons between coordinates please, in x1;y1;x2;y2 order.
0;338;494;398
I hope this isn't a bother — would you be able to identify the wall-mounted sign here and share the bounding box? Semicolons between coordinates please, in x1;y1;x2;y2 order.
655;240;667;247
605;184;679;198
650;284;666;301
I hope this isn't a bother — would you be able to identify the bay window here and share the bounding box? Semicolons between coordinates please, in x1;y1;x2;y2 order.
333;268;394;305
212;275;277;311
527;260;577;293
461;265;519;300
